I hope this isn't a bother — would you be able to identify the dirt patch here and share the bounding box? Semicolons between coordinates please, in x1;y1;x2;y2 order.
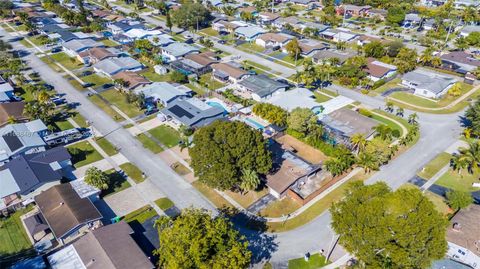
275;135;328;164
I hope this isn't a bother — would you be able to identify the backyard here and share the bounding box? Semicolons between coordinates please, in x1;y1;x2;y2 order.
0;206;33;256
67;141;103;168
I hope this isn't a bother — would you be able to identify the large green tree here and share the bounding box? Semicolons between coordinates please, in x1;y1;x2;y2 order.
252;103;288;127
154;208;251;269
446;190;473;211
171;2;211;29
386;6;406;26
190;121;272;190
331;182;447;269
287;107;318;136
84;167;109;190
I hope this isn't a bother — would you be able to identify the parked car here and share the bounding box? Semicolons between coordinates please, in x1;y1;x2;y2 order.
218;40;226;44
51;47;62;53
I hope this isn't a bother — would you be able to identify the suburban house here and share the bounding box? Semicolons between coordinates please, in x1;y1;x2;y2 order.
312;49;355;65
266;88;321;112
0;102;27;127
365;58;397;82
321;29;358;42
257;12;280;25
237;75;288;101
160;97;225;128
404;13;422;27
170;52;218;77
161;42;200;62
0;75;16;102
237;6;258;17
423;19;436;31
211;62;248;83
320;108;378;147
93;57;144;77
47;221;154;269
0;147;71;213
446;204;480;269
62;38;104;57
441;51;480;74
266;141;322;199
336;4;371;16
290;0;317;6
0;119;48;164
368;8;387;20
402;69;457;99
107;21;144;35
33;183;103;244
135;82;193;107
271;16;302;30
147;34;175;47
112;71;151;91
357;34;387;46
77;47;127;65
234;25;268;41
297;22;330;35
255;32;293;48
459;25;480;38
212;20;244;33
124;28;162;40
296;38;329;57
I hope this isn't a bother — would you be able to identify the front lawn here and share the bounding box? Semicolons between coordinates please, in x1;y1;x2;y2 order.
225;188;269;209
171;162;190;176
82;73;112;88
120;163;144;183
436;169;480;193
122;205;158;224
148;125;181;148
0;206;33;256
288;253;330;269
94;137;118;156
71;112;89;128
417;152;452;180
99;89;143;118
88;94;124;121
49;52;83;70
155;198;174;211
53;118;74;131
314;92;331;103
238;42;266;53
192;181;233;209
259;197;301;218
373;78;402;94
102;169;132;197
67;141;103;168
136;133;164;153
199;27;219;37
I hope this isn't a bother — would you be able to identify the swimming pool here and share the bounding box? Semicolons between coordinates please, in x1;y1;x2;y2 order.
206;101;228;115
244;117;265;130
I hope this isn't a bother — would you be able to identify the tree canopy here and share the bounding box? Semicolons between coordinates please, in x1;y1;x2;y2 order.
171;2;211;29
190;121;272;190
252;103;288;127
154;208;251;269
84;167;109;190
331;182;447;268
386;6;406;26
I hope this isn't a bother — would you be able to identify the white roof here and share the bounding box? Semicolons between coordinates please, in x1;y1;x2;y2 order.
124;28;162;39
318;96;354;116
70;178;100;199
73;32;92;39
266;88;320;112
0;82;13;93
135;82;191;103
48;245;85;269
0;169;20;198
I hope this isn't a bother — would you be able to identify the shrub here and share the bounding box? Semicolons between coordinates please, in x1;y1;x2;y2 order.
358;108;373;118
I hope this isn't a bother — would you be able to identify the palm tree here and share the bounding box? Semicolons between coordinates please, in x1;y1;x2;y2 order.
7;115;16;124
408;113;418;125
356;152;379;173
350;133;367;154
373;125;393;141
240;169;260;193
396;107;404;117
450;154;468;174
37;90;50;104
385;101;394;113
456;141;480;174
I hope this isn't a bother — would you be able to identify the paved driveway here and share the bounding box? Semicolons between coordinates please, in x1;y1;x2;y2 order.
103;187;147;216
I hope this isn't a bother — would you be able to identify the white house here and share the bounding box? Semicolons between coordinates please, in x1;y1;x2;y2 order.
255;32;293;48
365;58;397;82
62;39;104;57
402;69;457;99
237;75;288;101
161;42;199;62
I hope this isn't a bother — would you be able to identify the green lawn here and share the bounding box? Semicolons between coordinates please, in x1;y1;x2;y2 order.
102;169;132;197
50;52;83;70
417;152;452;179
71;112;89;128
53;118;74;131
288;254;330;269
199;27;220;37
171;162;191;176
373;78;402;94
260;196;301;218
238;43;266;53
0;206;33;255
425;191;452;216
243;60;272;72
100;89;143;118
155;197;174;211
82;73;112;88
390;92;439;108
39;56;62;72
94;137;118;156
120;163;144;183
122;205;158;224
199;74;224;90
192;181;233;209
100;39;119;47
186;83;207;96
19;39;33;48
436;169;480;193
148;125;181;148
369;112;404;136
314;92;332;103
138;68;170;82
67;141;103;168
136;133;164;153
88;94;124;121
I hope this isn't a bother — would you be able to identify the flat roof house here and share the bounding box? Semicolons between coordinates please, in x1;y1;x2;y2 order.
135;82;193;106
160;98;225;128
212;20;244;33
34;184;103;244
211;62;248;83
112;71;151;91
441;51;480;74
77;47;127;65
237;75;288;101
365;58;397;82
47;221;154;269
255;32;293;48
62;38;104;58
266;88;321;112
402;69;457;99
93;57;144;77
0;119;47;164
124;28;162;40
234;25;268;41
161;42;200;62
0;147;71;212
320;108;378;147
446;204;480;269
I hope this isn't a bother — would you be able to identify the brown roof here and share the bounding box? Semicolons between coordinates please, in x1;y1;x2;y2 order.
365;58;396;78
441;51;480;68
321;108;378;138
217;20;241;30
35;184;102;240
91;10;113;18
78;47;117;61
257;33;292;43
239;6;256;13
212;63;248;79
447;204;480;255
267;158;309;194
112;71;151;90
185;51;218;67
259;12;279;20
73;221;154;269
0;102;27;127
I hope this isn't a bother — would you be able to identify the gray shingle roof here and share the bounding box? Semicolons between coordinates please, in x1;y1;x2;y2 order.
162;42;199;57
63;39;103;53
93;57;143;76
238;75;288;98
403;70;457;95
161;98;225;128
